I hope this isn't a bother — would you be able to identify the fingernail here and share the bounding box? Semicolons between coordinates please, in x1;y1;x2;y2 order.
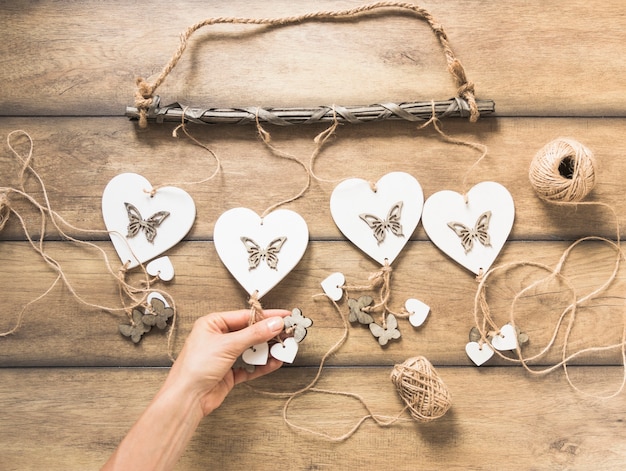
266;316;284;333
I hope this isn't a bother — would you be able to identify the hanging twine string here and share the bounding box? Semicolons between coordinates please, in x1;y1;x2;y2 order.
472;138;626;398
1;130;180;357
145;109;222;196
133;1;480;128
248;293;427;441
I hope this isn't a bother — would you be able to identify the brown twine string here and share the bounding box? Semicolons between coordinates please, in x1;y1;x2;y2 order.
134;1;479;128
472;139;626;398
247;265;452;439
253;111;313;219
1;130;179;359
247;294;417;441
417;101;489;199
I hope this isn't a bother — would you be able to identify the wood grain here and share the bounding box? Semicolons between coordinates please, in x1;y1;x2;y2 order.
1;239;624;368
1;117;624;241
0;1;625;116
1;1;625;469
1;367;625;470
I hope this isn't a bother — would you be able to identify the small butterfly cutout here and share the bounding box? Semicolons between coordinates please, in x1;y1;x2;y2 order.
240;236;287;270
124;202;170;244
119;309;151;343
359;201;404;245
283;307;313;343
348;295;374;325
447;211;492;254
142;297;174;330
369;314;401;346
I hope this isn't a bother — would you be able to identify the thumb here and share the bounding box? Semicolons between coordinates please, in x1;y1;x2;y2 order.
231;315;284;353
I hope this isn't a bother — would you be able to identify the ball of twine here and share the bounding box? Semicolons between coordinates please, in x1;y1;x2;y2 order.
390;356;451;422
529;138;597;202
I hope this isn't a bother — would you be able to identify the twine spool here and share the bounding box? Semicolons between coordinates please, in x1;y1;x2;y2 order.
390;356;452;422
529;138;597;202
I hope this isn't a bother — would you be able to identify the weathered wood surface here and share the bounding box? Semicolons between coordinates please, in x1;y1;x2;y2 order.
1;367;625;471
1;0;625;116
1;1;626;470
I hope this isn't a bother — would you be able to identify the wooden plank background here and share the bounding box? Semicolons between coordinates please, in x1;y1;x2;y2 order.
1;1;626;469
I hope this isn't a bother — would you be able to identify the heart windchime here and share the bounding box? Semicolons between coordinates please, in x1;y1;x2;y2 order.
213;207;312;366
422;181;516;365
325;171;431;345
102;172;196;343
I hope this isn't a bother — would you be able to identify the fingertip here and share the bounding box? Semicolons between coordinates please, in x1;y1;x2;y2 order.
265;315;284;334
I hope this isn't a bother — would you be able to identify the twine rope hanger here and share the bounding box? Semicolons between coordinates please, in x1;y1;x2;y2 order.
129;1;493;128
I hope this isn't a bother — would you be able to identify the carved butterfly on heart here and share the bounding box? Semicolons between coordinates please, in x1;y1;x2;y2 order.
330;172;424;265
102;173;196;272
213;207;309;299
422;182;515;275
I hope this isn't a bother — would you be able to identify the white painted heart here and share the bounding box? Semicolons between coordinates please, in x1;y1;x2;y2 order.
321;272;345;301
330;172;424;266
242;342;269;366
102;173;196;269
490;324;518;351
270;337;299;363
422;181;514;275
465;341;495;366
405;298;430;327
145;292;170;312
146;256;175;281
213;208;309;299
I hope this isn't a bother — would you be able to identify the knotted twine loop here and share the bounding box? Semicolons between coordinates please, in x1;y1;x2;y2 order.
529;138;597;203
1;131;179;359
471;139;625;398
390;356;452;422
134;1;480;127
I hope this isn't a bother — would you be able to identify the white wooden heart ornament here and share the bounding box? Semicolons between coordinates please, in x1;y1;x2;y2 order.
213;208;309;299
491;324;518;351
330;172;424;266
422;181;514;275
242;342;269;366
405;298;430;327
321;272;345;301
102;173;196;269
270;337;299;363
145;291;170;310
465;341;495;366
146;256;175;281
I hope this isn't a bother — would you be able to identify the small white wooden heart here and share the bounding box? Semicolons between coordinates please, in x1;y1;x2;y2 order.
465;341;495;366
270;337;299;363
321;272;345;301
405;298;430;327
145;291;170;311
213;208;309;299
102;173;196;269
422;181;514;275
146;256;175;281
242;342;269;366
490;324;518;351
330;172;424;266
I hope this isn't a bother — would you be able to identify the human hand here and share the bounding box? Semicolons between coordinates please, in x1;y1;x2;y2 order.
164;309;289;416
